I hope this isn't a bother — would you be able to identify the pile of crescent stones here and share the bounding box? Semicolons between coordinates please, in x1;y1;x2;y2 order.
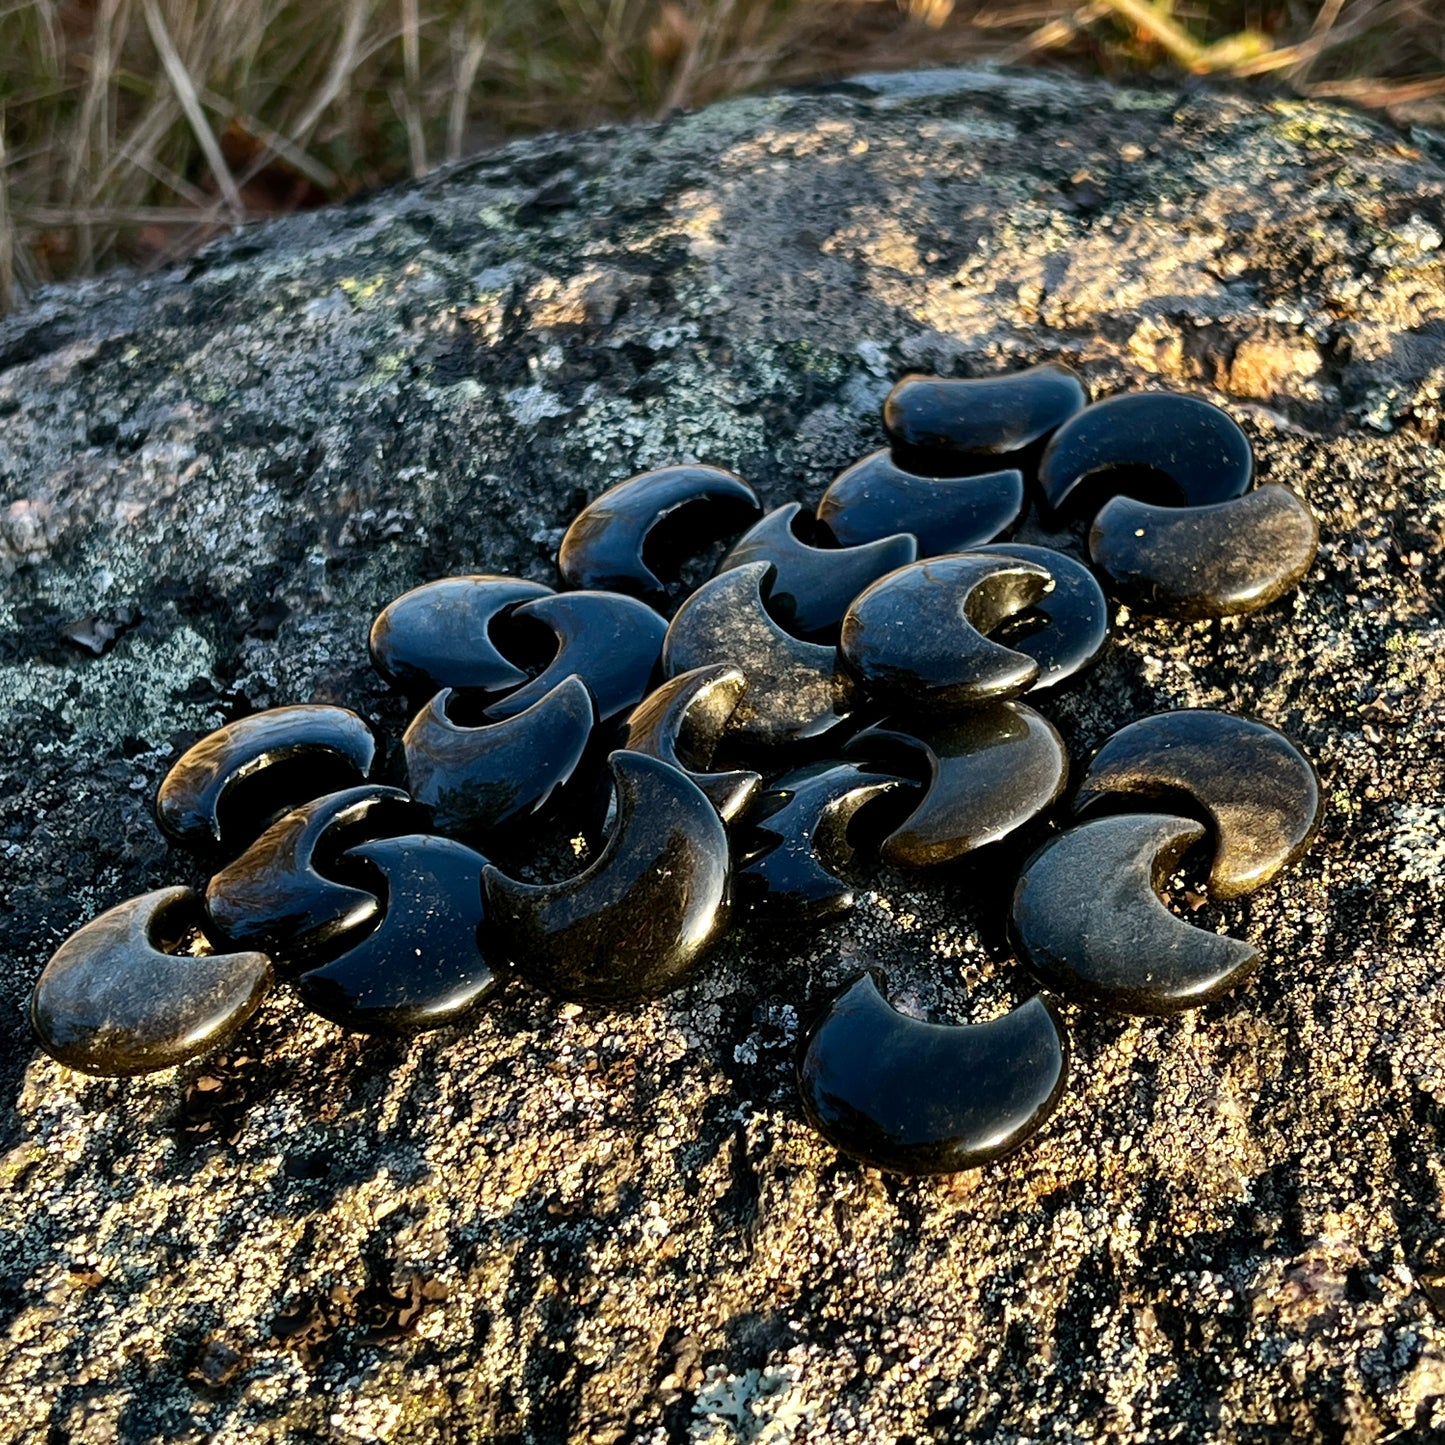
28;363;1324;1176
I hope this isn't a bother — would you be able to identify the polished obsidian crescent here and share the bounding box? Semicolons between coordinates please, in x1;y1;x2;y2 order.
840;554;1052;712
716;503;916;638
482;752;731;1002
402;675;595;839
845;703;1068;867
737;762;918;924
882;363;1087;470
155;704;379;854
797;972;1069;1175
1088;486;1319;619
1037;391;1254;520
816;450;1024;557
973;544;1109;691
31;888;273;1077
1011;812;1260;1014
556;464;762;607
369;574;554;699
487;590;667;726
295;834;497;1034
205;784;420;972
621;666;761;823
662;562;854;749
1072;709;1321;899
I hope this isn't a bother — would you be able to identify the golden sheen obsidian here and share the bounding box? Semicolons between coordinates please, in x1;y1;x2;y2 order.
487;591;667;726
556;464;762;607
662;562;854;750
736;762;918;924
621;666;761;823
1038;391;1254;520
31;888;273;1077
1072;708;1321;899
1088;486;1319;619
845;703;1069;867
816;451;1024;556
1011;813;1260;1015
403;675;596;839
296;834;497;1034
483;752;732;1002
368;574;554;698
155;704;379;856
882;363;1087;471
205;784;420;972
797;972;1069;1175
716;503;916;639
840;555;1052;712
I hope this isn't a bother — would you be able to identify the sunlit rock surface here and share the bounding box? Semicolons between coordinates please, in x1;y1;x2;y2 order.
2;66;1445;1444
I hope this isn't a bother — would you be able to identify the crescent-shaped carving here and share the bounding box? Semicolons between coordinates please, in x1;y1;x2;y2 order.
882;363;1087;470
487;591;667;725
296;835;497;1034
797;972;1069;1175
368;574;554;698
1088;485;1319;619
30;887;273;1077
621;666;761;822
557;464;762;607
736;762;919;924
661;562;854;749
1072;709;1321;899
844;703;1068;867
205;784;420;971
816;450;1024;556
482;751;731;1002
973;543;1109;690
840;554;1053;712
402;674;596;838
715;502;916;638
1038;391;1254;521
1010;812;1260;1014
155;704;379;854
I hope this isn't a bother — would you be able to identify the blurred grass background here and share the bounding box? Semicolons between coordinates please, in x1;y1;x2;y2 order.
1;0;1442;310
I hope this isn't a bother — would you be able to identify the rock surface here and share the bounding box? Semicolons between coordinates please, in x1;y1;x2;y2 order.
2;64;1445;1444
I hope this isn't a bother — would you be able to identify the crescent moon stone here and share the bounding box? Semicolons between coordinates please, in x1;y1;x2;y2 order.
31;888;273;1077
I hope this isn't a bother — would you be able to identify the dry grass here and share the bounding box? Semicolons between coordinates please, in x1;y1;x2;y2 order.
1;0;1442;310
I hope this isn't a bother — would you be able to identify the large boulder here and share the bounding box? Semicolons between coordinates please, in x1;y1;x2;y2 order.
2;65;1445;1443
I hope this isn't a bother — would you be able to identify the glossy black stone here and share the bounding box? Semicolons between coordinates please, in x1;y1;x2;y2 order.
882;363;1087;471
295;835;497;1034
621;666;761;823
30;888;273;1077
487;590;667;726
662;562;854;749
716;503;916;638
556;464;762;607
483;752;731;1002
974;543;1110;690
797;972;1069;1175
155;705;379;854
1037;391;1254;521
736;763;918;924
403;675;596;839
368;574;553;698
840;554;1052;712
1088;486;1319;619
816;450;1024;556
1011;812;1260;1014
205;785;420;972
1073;709;1321;899
845;703;1069;867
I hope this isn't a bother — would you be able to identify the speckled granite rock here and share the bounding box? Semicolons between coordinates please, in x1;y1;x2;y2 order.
2;65;1445;1445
